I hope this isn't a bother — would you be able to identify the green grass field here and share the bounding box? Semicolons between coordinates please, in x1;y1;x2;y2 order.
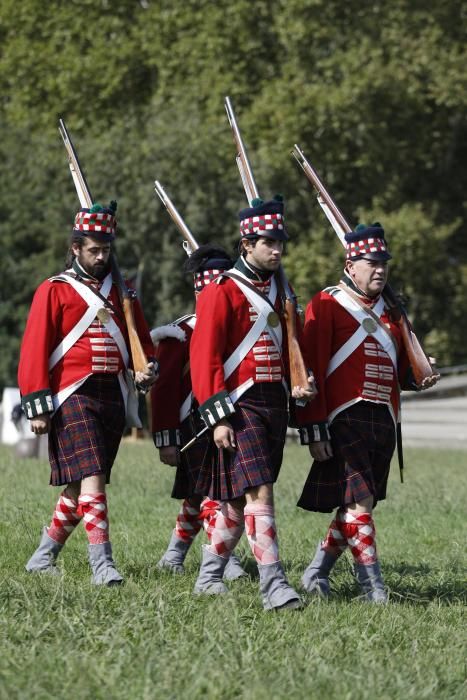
0;441;465;700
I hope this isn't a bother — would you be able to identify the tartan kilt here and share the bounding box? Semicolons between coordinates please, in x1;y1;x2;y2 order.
195;382;288;502
171;414;214;500
49;374;125;486
297;401;396;513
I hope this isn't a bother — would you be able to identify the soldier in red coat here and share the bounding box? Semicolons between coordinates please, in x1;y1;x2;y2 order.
151;244;246;580
18;202;156;585
190;197;315;610
297;223;439;602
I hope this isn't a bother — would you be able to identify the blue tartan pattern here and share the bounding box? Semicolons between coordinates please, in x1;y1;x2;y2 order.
195;383;288;501
297;401;396;513
48;375;125;486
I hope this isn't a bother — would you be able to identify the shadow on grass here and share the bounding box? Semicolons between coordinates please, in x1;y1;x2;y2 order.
291;556;466;605
105;555;465;605
383;560;467;605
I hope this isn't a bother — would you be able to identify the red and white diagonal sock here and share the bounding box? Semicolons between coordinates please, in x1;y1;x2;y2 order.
244;503;279;565
174;499;204;544
47;490;82;544
321;509;348;557
78;493;109;545
199;498;222;543
339;511;377;565
207;503;244;559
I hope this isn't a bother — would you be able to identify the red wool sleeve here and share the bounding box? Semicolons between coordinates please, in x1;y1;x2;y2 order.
190;282;231;406
18;281;60;399
300;291;335;424
151;337;188;432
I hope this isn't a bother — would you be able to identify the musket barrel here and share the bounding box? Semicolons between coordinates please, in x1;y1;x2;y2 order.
292;144;351;235
154;180;199;254
58;118;93;208
225;96;259;204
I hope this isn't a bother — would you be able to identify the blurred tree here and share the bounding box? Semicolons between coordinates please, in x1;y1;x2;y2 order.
0;0;466;389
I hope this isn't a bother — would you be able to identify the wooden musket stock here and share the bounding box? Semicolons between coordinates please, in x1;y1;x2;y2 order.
276;268;311;401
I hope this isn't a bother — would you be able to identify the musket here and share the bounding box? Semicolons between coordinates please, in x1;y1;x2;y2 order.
224;97;312;401
154;180;199;254
58;118;148;373
153;179;207;451
225;96;260;205
291;143;435;387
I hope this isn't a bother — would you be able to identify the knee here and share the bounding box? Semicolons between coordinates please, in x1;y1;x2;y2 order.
347;496;374;514
245;484;274;507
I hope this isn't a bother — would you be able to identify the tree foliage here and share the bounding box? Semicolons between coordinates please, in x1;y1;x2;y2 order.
1;0;466;388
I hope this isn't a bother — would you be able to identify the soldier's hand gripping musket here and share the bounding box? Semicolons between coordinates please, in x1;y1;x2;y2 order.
291;144;439;389
224;97;316;404
59;119;150;377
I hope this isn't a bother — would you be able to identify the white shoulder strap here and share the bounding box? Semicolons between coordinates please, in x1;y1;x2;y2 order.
48;274;113;370
223;274;281;380
64;275;129;366
326;290;397;377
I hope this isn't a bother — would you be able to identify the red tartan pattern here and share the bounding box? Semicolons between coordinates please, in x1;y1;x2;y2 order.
47;491;82;544
339;511;377;564
244;503;279;565
174;500;204;543
208;503;244;558
297;402;395;513
78;492;109;544
173;421;214;499
48;375;125;486
195;383;287;501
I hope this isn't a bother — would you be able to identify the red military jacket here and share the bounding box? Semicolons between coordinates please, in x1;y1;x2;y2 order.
190;256;309;427
18;263;153;419
151;315;195;447
296;278;416;443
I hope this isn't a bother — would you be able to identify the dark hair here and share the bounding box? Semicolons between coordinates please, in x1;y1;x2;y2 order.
238;235;259;255
64;235;84;269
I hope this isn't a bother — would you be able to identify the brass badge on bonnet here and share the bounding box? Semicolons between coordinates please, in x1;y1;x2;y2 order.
96;307;111;324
